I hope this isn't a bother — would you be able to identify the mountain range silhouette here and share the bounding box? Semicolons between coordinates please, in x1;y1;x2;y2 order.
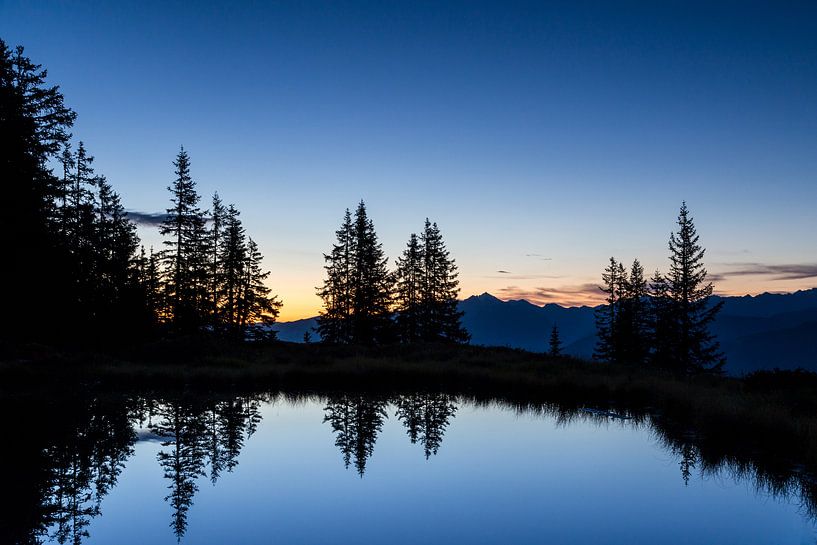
275;289;817;375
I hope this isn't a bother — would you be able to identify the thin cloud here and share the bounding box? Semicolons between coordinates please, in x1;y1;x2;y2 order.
525;253;553;261
127;210;169;226
485;273;565;280
713;262;817;281
497;283;603;307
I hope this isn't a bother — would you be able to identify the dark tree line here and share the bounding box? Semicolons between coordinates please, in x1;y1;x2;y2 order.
155;149;281;338
594;203;724;373
317;202;468;345
0;41;280;345
0;40;146;342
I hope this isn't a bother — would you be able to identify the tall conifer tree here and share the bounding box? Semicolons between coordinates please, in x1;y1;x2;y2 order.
317;209;355;343
208;193;226;328
648;268;675;368
665;203;724;372
351;201;394;344
594;257;627;363
218;204;247;334
394;233;424;342
318;202;393;344
618;259;650;365
159;148;208;331
418;219;468;343
238;238;282;340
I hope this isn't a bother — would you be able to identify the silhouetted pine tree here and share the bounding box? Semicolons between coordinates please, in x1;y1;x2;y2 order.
618;259;650;366
218;204;246;334
95;175;140;326
665;202;724;373
317;209;355;343
238;238;281;340
57;142;74;233
394;233;424;342
63;142;100;321
0;41;76;339
594;257;627;363
549;324;562;357
419;219;469;343
135;246;162;326
43;138;144;338
208;193;225;329
318;202;393;344
648;269;675;368
351;201;394;344
159;148;209;331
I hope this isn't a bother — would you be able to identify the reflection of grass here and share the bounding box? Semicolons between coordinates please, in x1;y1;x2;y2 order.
3;339;817;481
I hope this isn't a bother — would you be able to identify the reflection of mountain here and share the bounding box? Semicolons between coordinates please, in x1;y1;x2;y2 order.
276;289;817;374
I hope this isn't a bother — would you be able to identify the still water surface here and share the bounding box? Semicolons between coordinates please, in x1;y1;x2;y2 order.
5;392;816;544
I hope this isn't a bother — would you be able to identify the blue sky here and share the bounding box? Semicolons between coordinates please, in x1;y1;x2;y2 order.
3;1;816;319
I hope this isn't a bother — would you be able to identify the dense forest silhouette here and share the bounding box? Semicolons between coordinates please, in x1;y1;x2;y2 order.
2;390;815;544
0;40;281;345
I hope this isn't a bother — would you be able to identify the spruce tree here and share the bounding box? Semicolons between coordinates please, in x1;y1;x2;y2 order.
665;202;724;373
317;209;355;343
419;219;468;343
238;238;282;340
594;257;627;363
351;201;394;344
318;202;394;344
394;233;424;342
619;259;650;366
159;147;208;331
548;324;562;357
94;174;140;329
218;204;247;334
648;268;675;368
208;193;226;328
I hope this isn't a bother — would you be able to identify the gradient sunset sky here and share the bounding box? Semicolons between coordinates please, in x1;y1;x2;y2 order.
3;1;816;320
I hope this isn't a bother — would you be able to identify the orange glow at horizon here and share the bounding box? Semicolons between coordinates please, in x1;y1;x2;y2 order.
270;274;817;322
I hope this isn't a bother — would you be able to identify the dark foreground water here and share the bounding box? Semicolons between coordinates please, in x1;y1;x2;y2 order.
2;391;816;545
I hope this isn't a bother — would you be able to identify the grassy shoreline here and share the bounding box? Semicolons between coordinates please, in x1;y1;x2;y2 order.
2;339;817;477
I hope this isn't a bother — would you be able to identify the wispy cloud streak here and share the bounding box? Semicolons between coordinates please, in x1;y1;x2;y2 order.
497;283;603;307
127;211;170;226
713;262;817;281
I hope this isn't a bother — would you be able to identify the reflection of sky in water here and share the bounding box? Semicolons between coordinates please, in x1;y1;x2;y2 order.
82;399;816;545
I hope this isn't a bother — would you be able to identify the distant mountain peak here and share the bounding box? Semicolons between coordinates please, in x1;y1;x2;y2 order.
466;292;502;303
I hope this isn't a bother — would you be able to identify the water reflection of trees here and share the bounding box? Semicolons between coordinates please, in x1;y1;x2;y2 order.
0;394;135;545
480;395;817;524
0;392;265;545
146;395;265;540
4;390;817;544
323;395;388;476
394;393;457;459
322;393;458;475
